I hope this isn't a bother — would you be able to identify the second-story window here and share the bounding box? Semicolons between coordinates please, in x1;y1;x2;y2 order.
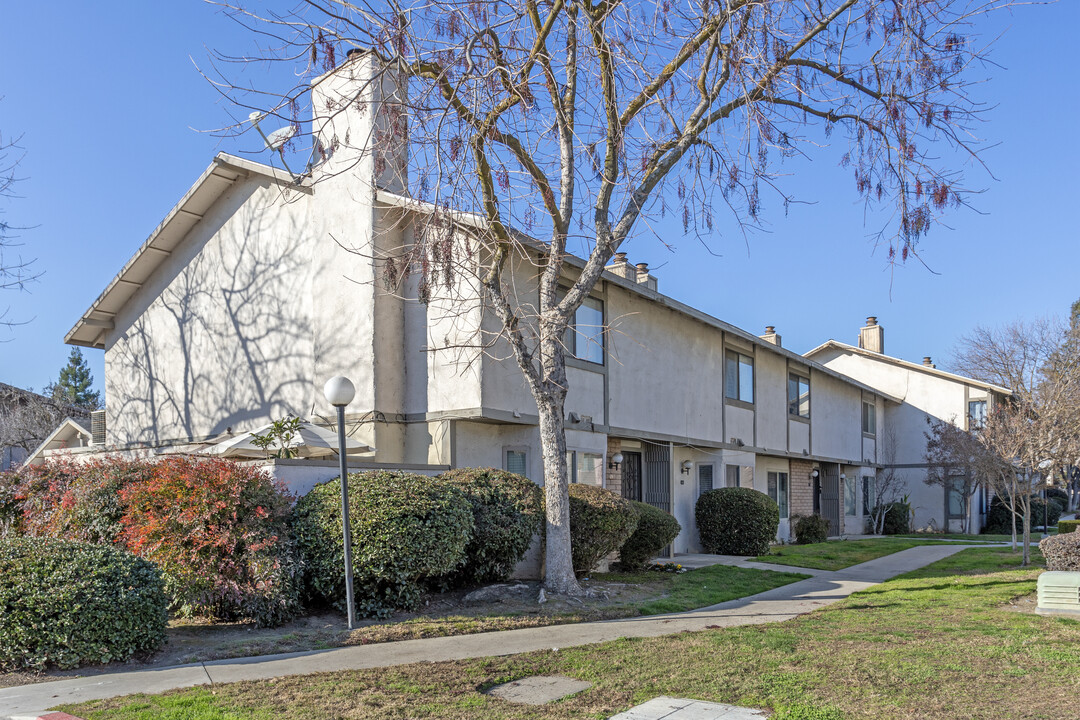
725;350;754;403
788;373;810;418
968;400;987;428
862;401;877;435
565;295;604;364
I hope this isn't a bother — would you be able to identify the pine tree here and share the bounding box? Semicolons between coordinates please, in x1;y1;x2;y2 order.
48;347;101;410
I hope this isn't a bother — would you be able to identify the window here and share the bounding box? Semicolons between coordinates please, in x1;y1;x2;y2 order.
862;475;876;515
565;450;603;485
698;464;714;497
768;471;789;518
505;449;528;478
862;402;876;435
788;374;810;418
725;350;754;403
845;474;857;516
565;295;605;364
968;400;987;429
947;477;966;519
726;464;741;488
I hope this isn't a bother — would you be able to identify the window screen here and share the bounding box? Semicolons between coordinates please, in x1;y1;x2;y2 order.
698;464;714;497
506;450;527;478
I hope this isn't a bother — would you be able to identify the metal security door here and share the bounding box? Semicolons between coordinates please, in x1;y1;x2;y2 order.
822;465;841;535
643;441;671;513
621;452;643;502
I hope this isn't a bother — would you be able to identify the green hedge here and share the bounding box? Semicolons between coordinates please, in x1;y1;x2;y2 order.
433;468;544;588
293;471;473;617
618;501;681;570
984;495;1062;534
1058;520;1080;535
568;484;638;575
792;514;829;545
0;537;167;670
696;488;779;556
1040;531;1080;572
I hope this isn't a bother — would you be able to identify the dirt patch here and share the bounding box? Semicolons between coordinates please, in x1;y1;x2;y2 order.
0;575;662;690
1001;592;1040;615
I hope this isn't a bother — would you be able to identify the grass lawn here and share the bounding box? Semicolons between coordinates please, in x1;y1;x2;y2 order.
64;547;1073;720
754;538;951;571
635;565;807;615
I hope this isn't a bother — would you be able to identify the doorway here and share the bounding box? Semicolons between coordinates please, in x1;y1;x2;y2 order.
621;451;643;502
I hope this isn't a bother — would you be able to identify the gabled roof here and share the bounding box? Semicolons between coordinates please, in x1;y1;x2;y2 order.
24;416;93;466
65;154;309;349
375;190;903;405
804;339;1012;395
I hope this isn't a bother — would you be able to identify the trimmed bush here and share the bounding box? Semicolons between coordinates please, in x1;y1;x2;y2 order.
293;471;473;617
433;468;544;588
880;501;912;535
619;501;681;570
567;484;638;575
792;514;829;545
1040;531;1080;572
984;495;1062;534
121;457;300;627
696;487;779;556
0;537;167;670
14;457;155;545
1058;520;1080;535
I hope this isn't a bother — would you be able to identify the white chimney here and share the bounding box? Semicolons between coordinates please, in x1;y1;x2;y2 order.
760;326;782;347
310;48;408;192
858;316;884;354
605;251;636;281
635;262;658;292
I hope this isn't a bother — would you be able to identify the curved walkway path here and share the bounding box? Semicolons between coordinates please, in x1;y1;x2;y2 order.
1;543;979;717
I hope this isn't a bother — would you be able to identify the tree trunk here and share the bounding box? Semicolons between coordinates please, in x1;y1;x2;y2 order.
536;389;582;595
1021;499;1031;567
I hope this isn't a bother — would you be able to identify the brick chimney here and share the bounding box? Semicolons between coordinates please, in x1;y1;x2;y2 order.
858;316;884;354
760;326;782;347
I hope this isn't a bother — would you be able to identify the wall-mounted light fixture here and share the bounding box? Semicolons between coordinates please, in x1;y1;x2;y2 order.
608;452;624;471
809;468;819;487
840;473;847;481
681;460;693;475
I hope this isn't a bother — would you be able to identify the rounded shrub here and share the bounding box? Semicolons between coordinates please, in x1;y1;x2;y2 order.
14;456;155;545
696;487;779;556
0;537;167;670
293;471;473;617
1040;531;1080;572
618;501;681;570
121;457;300;628
792;514;829;545
433;468;544;588
567;484;638;575
880;501;911;535
1058;520;1080;535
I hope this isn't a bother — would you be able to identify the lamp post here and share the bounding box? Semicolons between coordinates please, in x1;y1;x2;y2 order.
323;376;356;630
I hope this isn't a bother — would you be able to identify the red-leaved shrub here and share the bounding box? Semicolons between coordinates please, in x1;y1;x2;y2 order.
13;456;155;545
120;457;300;627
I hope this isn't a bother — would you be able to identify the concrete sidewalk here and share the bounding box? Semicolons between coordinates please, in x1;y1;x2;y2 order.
0;543;974;717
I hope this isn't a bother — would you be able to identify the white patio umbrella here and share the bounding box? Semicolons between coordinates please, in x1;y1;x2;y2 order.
200;420;374;459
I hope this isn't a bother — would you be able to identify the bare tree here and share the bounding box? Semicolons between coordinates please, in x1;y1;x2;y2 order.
924;416;988;534
0;384;72;465
868;425;907;534
954;316;1080;564
210;0;1011;593
1;123;39;330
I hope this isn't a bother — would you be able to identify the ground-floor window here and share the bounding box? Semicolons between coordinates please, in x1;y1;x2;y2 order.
566;450;604;486
845;474;857;516
947;477;966;519
768;471;789;518
505;449;528;478
862;475;876;515
726;464;740;488
698;463;714;497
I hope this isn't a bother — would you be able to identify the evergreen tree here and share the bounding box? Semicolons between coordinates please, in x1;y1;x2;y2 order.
48;347;101;410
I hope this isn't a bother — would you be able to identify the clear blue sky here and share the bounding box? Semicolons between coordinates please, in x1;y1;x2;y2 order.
1;1;1076;397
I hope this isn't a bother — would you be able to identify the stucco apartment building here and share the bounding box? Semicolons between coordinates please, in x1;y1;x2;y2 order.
61;50;994;550
806;324;1010;534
